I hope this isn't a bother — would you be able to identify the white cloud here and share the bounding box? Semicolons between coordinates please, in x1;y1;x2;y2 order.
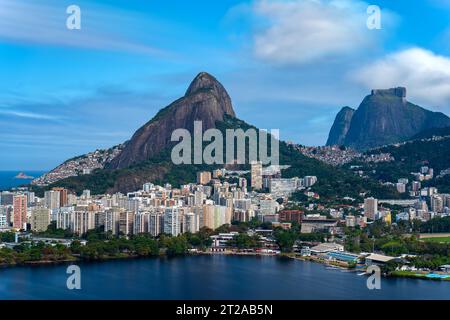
251;0;386;64
0;109;61;120
351;48;450;107
0;0;167;56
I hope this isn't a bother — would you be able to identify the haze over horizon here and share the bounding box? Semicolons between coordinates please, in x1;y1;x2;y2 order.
2;0;450;170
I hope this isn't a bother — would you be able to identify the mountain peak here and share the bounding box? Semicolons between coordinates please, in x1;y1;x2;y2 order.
326;106;355;146
108;72;236;169
340;106;355;112
371;87;406;98
185;72;226;97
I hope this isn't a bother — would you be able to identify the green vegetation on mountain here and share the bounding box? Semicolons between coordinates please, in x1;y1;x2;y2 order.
411;126;450;140
343;129;450;192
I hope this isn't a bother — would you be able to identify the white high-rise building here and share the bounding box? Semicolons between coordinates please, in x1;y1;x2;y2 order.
269;178;301;197
260;199;278;216
104;210;120;235
164;207;180;236
408;208;417;220
183;212;199;233
56;208;74;230
82;189;91;199
0;207;7;228
194;191;205;206
119;211;135;236
73;211;95;235
431;195;444;213
143;183;154;193
44;190;60;210
134;213;148;235
26;192;35;205
304;176;318;187
125;198;140;213
148;212;162;236
345;215;356;227
212;205;232;230
251;161;262;190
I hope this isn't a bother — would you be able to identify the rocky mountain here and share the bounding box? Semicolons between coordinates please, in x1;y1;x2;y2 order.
108;72;235;169
327;87;450;150
326;106;355;146
33;72;237;190
32;74;407;200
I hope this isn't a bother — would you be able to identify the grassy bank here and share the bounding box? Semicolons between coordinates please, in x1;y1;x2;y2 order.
421;236;450;243
390;270;450;281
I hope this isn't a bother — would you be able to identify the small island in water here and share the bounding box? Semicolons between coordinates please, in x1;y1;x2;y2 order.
14;172;34;179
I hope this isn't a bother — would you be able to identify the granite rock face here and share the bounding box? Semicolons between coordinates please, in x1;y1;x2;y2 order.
326;106;355;146
327;87;450;150
108;72;236;169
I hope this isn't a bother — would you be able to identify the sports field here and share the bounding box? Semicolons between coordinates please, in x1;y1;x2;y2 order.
421;236;450;243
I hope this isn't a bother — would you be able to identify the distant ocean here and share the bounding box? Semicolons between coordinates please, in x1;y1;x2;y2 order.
0;171;46;191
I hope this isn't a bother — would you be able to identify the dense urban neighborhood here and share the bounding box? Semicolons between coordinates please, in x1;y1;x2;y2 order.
2;159;450;281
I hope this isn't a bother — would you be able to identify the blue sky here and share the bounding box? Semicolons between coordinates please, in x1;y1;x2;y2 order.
1;0;450;170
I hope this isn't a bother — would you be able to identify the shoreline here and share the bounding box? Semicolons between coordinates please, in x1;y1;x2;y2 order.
2;251;450;283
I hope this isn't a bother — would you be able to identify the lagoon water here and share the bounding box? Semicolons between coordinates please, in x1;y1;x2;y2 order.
0;256;449;300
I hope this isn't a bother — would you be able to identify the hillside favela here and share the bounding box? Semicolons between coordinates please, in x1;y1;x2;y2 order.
1;0;450;307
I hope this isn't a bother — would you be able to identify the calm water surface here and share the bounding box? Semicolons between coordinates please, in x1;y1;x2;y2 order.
1;256;450;300
0;171;45;191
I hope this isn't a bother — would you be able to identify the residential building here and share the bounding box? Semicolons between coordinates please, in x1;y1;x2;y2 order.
431;195;444;213
345;215;356;227
183;212;199;233
279;210;303;224
251;161;262;190
73;210;95;235
0;207;7;228
304;176;318;187
31;207;51;232
52;187;68;207
134;213;148;235
148;212;162;236
197;171;212;185
164;207;180;236
259;199;278;216
269;178;301;197
13;194;27;230
119;211;135;236
364;197;378;220
104;209;120;235
396;183;406;193
44;190;60;209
